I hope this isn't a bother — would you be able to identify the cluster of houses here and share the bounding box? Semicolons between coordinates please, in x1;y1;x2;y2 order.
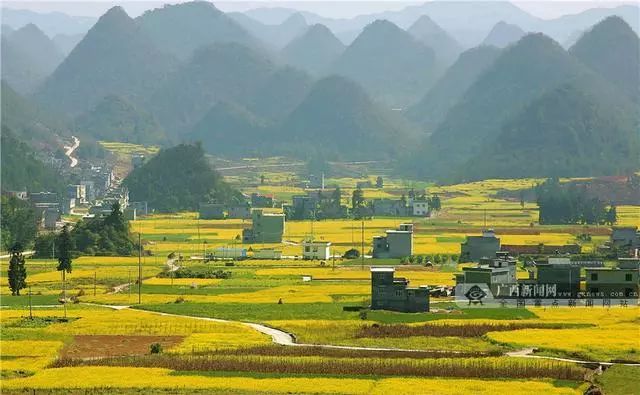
456;228;640;303
7;159;151;230
459;229;581;262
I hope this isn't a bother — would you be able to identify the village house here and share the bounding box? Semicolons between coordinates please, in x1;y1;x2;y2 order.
199;203;225;220
370;198;409;217
302;240;332;260
251;193;274;208
67;184;87;204
227;203;251;219
586;258;639;299
534;258;581;298
372;223;413;259
460;229;501;262
371;267;429;312
610;226;640;252
243;209;285;243
409;197;429;217
455;251;518;292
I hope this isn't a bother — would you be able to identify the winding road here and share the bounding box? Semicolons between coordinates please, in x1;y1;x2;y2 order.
64;136;80;168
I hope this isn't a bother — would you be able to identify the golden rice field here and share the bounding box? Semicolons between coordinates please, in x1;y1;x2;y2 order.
1;366;586;394
487;307;640;361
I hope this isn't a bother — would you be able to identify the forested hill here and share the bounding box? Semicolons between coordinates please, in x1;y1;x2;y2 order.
1;126;67;194
122;143;242;212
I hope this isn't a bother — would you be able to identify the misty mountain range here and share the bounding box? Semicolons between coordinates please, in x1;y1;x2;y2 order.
1;1;639;182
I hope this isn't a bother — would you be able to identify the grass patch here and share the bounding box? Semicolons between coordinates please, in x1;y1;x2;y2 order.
595;365;640;395
0;294;60;307
137;302;361;322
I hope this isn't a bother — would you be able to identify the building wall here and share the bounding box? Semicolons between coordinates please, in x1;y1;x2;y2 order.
536;264;581;297
387;232;413;258
371;271;429;312
461;236;500;262
199;204;225;220
412;201;429;216
244;210;284;243
303;243;331;260
586;269;639;298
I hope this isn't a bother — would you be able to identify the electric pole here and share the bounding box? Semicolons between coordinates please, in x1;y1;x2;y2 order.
361;218;365;270
138;232;142;304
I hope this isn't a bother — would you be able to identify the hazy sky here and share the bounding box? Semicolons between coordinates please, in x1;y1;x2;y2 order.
2;0;636;19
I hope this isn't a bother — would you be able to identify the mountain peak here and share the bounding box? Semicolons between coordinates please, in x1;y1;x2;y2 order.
409;15;444;34
408;14;462;66
100;6;132;24
281;23;344;75
482;20;526;48
281;12;306;27
570;15;640;101
15;23;47;37
362;19;403;36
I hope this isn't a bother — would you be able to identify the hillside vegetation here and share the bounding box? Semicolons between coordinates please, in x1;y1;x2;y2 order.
123;143;242;212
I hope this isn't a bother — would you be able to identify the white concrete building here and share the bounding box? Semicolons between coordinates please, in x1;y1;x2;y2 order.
302;241;331;260
411;199;429;216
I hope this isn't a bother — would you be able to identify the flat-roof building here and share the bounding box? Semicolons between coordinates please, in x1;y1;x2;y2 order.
302;241;331;260
371;267;429;312
460;230;501;262
243;209;285;243
372;223;413;259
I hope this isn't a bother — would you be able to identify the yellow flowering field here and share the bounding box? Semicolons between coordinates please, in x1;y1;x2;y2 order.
486;307;640;361
2;366;585;394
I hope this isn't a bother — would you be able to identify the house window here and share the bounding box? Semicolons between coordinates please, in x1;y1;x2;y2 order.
625;274;633;282
305;246;310;252
395;290;403;297
590;273;598;281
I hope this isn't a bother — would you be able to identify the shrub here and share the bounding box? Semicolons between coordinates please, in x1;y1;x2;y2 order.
150;343;163;354
343;249;360;259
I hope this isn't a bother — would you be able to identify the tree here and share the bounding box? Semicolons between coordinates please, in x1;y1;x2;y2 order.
260;175;265;185
375;176;384;188
331;186;342;207
606;204;617;226
56;225;73;317
7;243;27;296
1;195;37;251
351;187;364;210
429;194;441;211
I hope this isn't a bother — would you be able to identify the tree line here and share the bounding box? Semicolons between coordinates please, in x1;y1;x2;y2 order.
536;178;617;225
